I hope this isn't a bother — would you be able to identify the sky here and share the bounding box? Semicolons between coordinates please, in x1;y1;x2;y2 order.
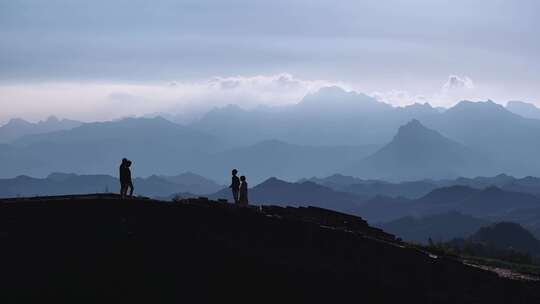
1;0;539;123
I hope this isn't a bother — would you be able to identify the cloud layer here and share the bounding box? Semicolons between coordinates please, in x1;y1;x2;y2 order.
0;74;344;123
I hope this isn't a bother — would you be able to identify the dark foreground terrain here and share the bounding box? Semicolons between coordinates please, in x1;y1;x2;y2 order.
1;194;539;303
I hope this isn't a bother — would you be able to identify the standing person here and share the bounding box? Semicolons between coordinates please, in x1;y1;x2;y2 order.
119;158;134;199
119;158;129;199
229;169;240;204
239;175;248;206
125;160;134;197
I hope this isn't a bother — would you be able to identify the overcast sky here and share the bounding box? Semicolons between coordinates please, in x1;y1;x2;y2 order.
1;0;539;123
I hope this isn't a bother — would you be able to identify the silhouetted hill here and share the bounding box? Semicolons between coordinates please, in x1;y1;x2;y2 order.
470;222;540;257
506;101;540;120
345;120;485;180
379;212;490;244
0;172;221;198
300;173;540;202
209;177;365;214
415;185;480;205
1;195;539;303
304;173;540;200
0;116;82;143
358;185;540;223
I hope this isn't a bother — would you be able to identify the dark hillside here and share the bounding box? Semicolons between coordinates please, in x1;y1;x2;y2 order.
1;195;539;303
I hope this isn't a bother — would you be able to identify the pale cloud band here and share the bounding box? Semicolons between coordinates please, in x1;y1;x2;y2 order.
0;73;490;124
0;74;345;123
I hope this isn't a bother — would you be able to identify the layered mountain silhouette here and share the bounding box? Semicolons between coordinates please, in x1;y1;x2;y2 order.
421;100;540;175
201;140;377;183
0;172;221;198
209;177;365;214
506;100;540;120
190;86;437;147
0;117;221;177
379;212;489;243
307;173;540;199
3;87;540;180
358;185;540;223
469;222;540;257
0;116;82;143
344;120;487;181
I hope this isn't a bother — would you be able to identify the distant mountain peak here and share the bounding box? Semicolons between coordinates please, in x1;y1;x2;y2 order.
449;100;508;114
401;118;423;129
299;86;390;111
6;118;32;126
506;100;540;119
45;115;60;123
394;119;440;140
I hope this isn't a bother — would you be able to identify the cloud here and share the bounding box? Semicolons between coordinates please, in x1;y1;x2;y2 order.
0;74;344;124
371;90;428;106
371;75;477;107
442;75;474;92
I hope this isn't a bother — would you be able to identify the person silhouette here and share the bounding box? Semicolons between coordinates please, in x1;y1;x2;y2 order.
229;169;240;204
125;160;134;197
239;175;248;206
119;158;134;199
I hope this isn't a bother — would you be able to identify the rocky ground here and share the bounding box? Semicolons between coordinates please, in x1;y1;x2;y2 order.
1;194;539;303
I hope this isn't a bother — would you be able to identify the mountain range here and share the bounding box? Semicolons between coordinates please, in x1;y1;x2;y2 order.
359;185;540;223
343;119;490;180
0;172;222;198
506;101;540;120
209;177;364;214
378;212;489;243
304;173;540;199
0;116;82;143
1;87;540;182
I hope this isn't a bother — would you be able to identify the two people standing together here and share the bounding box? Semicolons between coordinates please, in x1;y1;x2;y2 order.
229;169;249;205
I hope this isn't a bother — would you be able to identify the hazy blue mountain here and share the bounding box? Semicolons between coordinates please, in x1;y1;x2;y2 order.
299;174;368;191
344;120;489;181
357;185;540;222
302;173;540;200
158;172;223;194
190;87;438;147
414;186;540;218
500;176;540;197
191;91;540;178
447;174;516;189
420;100;540;176
200;140;378;184
506;101;540;120
0;172;221;198
469;222;540;257
342;181;439;200
356;196;414;222
414;185;480;206
490;208;540;240
209;177;365;214
303;174;439;199
1;117;220;178
379;212;489;243
0;116;82;143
